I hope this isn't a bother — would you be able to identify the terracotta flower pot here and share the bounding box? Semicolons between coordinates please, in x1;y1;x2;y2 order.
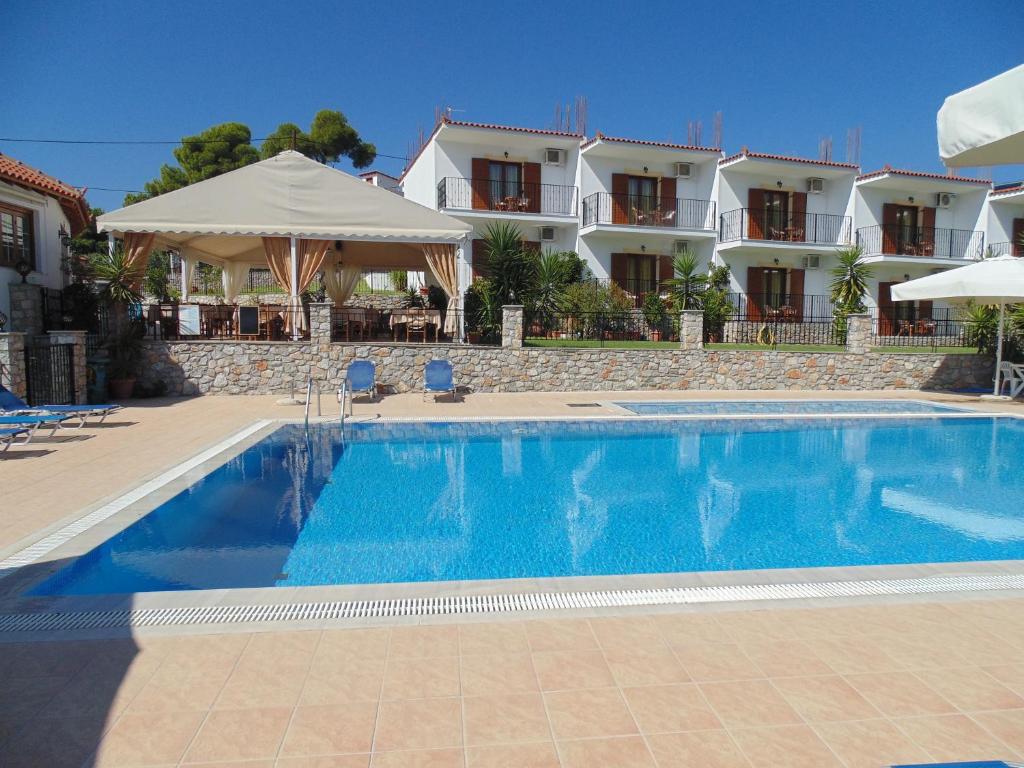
108;378;135;400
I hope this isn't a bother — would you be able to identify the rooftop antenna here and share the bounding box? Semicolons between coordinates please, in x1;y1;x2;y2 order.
845;126;862;166
818;136;833;163
687;120;703;147
712;111;723;148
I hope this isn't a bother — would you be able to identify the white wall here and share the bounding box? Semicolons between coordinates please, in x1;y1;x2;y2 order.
578;234;714;281
399;141;437;208
579;151;716;203
986;198;1024;247
717;167;855;220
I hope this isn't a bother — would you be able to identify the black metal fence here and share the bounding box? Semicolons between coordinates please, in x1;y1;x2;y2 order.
708;293;842;346
523;310;677;346
140;304;310;341
24;339;75;405
719;209;852;244
856;225;985;260
331;307;470;343
582;193;715;230
723;293;837;320
986;241;1021;258
872;307;971;348
437;177;578;216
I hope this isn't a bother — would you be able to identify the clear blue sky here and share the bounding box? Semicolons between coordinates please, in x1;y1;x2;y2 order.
4;0;1022;212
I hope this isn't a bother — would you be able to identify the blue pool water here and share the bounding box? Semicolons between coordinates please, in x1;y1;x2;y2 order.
616;400;970;416
31;416;1024;595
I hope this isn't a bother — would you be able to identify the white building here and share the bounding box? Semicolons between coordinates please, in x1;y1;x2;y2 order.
0;154;91;327
358;170;403;195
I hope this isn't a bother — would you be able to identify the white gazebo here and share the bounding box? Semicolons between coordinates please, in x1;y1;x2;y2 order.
96;150;472;337
938;64;1024;168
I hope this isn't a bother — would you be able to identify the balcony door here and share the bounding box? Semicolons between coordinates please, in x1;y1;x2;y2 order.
747;267;805;321
488;161;521;209
628;176;658;224
894;205;918;254
763;191;788;240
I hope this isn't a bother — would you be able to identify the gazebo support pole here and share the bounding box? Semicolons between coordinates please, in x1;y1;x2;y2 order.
290;236;300;340
458;236;468;343
180;251;190;303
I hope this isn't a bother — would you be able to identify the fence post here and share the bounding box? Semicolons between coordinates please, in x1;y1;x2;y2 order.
8;284;44;335
846;313;872;355
680;310;704;351
308;302;333;346
48;329;88;404
0;332;27;398
502;305;524;348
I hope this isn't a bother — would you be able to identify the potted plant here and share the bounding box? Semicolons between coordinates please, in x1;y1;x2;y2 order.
106;325;145;399
642;293;668;342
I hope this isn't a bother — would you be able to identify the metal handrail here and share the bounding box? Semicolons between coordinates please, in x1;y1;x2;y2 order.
304;377;323;427
338;380;349;423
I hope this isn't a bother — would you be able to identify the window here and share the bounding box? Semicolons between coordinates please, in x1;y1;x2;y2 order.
0;204;35;270
625;254;658;296
894;205;918;254
488;161;522;207
627;176;658;222
763;191;788;240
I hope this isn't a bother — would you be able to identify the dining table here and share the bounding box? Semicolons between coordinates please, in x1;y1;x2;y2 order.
389;308;441;342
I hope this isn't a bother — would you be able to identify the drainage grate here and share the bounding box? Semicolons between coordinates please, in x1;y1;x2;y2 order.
2;574;1022;633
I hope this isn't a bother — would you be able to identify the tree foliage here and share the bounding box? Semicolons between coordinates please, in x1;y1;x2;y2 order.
260;109;376;166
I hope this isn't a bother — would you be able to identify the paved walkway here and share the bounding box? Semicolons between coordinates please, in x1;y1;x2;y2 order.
2;392;1023;766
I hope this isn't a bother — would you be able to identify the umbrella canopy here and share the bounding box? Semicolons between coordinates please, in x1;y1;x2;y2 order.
891;256;1024;395
938;64;1024;167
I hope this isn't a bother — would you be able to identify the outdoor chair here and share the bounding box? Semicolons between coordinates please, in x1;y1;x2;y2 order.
423;359;456;402
0;413;70;442
406;312;428;343
345;360;377;402
998;361;1024;398
0;384;121;426
0;427;29;453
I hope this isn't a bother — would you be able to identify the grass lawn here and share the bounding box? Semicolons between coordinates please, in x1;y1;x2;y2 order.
705;343;846;353
871;346;982;355
525;339;681;349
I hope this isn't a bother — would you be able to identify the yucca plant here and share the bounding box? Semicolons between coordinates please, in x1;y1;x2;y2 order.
829;245;873;313
962;301;1000;353
91;246;144;336
482;221;537;306
663;250;708;310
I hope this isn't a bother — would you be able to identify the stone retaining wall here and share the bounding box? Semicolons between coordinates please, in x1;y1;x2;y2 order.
139;340;992;396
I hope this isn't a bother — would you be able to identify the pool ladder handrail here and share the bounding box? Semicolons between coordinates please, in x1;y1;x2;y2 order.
305;376;349;426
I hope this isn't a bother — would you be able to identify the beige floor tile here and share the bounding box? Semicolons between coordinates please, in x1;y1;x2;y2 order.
214;660;309;709
544;688;639;740
812;719;931;768
369;748;464;767
532;649;614;690
463;693;551;746
894;713;1019;762
730;725;844;768
982;663;1024;697
872;633;974;669
621;683;722;734
373;697;463;751
128;662;232;712
460;653;538;696
654;614;733;645
771;675;881;723
914;666;1024;712
465;741;559;767
458;623;530;655
556;735;656;767
807;636;905;674
279;702;378;757
300;658;386;705
604;646;690;687
699;680;802;728
388;625;459;659
381;655;460;700
645;730;751;768
316;628;391;662
183;706;292;763
716;611;794;644
672;642;762;683
91;710;205;766
590;616;665;650
1;716;104;768
971;709;1024;753
278;756;369;768
524;619;597;652
239;630;320;664
843;671;957;717
739;640;834;678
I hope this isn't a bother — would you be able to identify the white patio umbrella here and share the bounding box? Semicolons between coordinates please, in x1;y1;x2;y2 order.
938;64;1024;167
891;256;1024;395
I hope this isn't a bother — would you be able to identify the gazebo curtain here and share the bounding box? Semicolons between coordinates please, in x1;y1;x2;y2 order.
221;261;251;304
422;243;460;334
180;251;196;301
123;232;156;287
323;261;363;306
261;236;331;332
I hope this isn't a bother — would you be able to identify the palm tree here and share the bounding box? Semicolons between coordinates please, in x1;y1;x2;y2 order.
829;245;873;313
663;250;708;310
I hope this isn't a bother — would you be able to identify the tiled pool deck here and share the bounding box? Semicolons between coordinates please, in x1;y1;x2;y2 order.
2;391;1024;766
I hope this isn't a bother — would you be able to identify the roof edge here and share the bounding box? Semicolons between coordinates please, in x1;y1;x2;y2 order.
719;149;859;170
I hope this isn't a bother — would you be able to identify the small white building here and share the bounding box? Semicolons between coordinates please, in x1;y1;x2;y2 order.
0;154;91;327
358;170;403;195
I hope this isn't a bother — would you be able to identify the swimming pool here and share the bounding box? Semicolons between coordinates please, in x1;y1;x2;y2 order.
615;400;971;416
30;415;1024;595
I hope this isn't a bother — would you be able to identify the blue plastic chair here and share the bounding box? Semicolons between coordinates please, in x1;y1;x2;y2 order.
0;383;121;427
0;427;29;453
345;360;377;402
423;359;456;401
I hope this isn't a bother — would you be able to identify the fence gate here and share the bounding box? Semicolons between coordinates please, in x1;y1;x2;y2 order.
24;340;75;406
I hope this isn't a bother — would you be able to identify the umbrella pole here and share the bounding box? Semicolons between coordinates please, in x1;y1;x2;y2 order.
994;302;1005;396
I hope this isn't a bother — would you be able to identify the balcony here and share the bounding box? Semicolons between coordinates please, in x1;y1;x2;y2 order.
855;225;984;260
581;192;715;230
989;241;1023;258
436;177;578;217
719;209;852;245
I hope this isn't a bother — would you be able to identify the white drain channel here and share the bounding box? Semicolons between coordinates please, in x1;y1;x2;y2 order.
3;574;1022;632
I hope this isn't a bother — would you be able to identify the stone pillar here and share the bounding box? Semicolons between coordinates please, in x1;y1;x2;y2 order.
680;310;704;351
502;305;524;348
0;332;27;398
846;313;872;355
48;330;87;404
308;302;333;345
8;283;44;337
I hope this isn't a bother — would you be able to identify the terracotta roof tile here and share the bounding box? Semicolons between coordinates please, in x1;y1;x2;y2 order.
719;149;858;170
442;117;584;139
582;133;720;153
0;153;91;234
990;184;1024;197
857;166;991;185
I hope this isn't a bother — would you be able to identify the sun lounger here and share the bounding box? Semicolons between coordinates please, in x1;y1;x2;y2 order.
0;427;29;452
345;360;377;401
0;413;69;441
423;359;456;401
0;384;121;427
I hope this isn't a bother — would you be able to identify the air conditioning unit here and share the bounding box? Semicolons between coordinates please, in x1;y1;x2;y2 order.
543;148;564;166
806;177;825;194
936;192;955;208
673;239;691;255
539;226;556;242
673;162;693;179
800;255;821;269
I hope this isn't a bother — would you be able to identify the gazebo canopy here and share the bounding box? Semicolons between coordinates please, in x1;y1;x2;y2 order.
96;150;470;266
938;64;1024;168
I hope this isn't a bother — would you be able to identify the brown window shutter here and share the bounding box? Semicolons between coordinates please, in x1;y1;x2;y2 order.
611;174;629;224
790;191;807;241
881;204;899;254
1013;218;1024;256
471;238;490;280
522;163;541;213
917;300;933;320
658;254;674;292
471;158;489;210
659;176;677;223
610;253;628;289
878;282;895;335
746;267;764;320
788;268;805;321
920;207;936;254
747;189;766;239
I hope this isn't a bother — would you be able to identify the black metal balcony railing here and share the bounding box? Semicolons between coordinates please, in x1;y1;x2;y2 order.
581;193;715;230
724;292;837;321
718;209;852;245
872;306;970;348
988;241;1023;258
856;225;985;260
437;177;578;216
